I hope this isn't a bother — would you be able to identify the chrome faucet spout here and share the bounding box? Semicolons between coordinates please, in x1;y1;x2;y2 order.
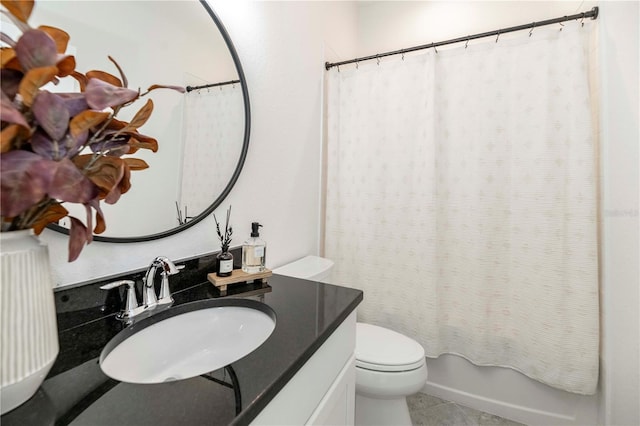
143;261;161;308
143;256;183;308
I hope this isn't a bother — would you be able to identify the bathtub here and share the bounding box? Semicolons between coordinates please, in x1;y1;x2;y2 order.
422;354;600;425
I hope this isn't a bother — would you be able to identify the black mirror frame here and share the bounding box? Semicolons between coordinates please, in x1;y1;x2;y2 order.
48;0;251;243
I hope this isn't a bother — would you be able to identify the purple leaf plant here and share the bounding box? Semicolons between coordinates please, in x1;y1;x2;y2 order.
0;0;185;261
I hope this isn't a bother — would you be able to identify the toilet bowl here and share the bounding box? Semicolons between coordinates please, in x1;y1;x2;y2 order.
273;256;428;426
355;322;427;425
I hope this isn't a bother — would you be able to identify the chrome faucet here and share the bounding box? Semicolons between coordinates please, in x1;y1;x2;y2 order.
101;256;183;322
143;256;183;307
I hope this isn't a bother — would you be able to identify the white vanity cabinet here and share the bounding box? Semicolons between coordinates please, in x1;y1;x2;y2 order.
251;311;356;425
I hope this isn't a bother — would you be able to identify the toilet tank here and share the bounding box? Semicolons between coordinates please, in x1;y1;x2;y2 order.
272;256;334;283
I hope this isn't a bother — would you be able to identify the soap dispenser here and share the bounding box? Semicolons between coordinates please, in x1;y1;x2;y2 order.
242;222;266;273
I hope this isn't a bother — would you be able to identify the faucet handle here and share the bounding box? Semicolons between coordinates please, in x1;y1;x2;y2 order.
158;271;174;305
155;256;183;275
100;280;143;320
158;262;184;305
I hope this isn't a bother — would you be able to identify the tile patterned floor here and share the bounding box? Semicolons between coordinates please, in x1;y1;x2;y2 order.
407;393;526;426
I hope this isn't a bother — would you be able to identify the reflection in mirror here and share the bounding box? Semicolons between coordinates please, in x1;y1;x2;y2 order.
180;81;244;220
25;0;248;239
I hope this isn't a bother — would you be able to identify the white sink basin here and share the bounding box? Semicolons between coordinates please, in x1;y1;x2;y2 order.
100;299;276;384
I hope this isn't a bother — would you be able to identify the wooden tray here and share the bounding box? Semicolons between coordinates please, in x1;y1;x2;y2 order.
207;269;272;295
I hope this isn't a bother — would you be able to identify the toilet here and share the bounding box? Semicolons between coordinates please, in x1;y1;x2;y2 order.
273;256;428;426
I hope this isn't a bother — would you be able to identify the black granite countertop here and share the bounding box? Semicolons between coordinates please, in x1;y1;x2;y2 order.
1;252;363;425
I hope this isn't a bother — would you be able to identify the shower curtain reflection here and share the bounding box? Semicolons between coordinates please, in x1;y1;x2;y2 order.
179;84;244;221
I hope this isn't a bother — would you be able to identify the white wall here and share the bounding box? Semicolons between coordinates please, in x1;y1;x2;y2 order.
355;2;638;425
356;1;598;55
42;0;358;286
598;2;640;425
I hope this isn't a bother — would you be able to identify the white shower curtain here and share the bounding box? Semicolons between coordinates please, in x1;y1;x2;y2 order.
325;22;599;394
179;84;244;216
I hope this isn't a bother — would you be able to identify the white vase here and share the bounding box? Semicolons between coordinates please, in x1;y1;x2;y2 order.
1;229;59;414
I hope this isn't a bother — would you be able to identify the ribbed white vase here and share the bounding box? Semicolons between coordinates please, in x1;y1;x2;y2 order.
1;230;59;414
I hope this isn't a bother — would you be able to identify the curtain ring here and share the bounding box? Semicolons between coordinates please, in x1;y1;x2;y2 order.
465;37;470;49
355;61;359;69
495;31;500;43
433;43;438;54
376;55;380;66
401;49;405;61
529;22;536;37
337;64;340;73
580;13;586;27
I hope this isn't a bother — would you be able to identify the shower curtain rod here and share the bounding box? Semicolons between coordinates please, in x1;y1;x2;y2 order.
185;79;241;92
324;6;599;70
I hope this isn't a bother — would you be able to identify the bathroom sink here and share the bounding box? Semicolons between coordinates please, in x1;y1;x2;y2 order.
100;299;276;384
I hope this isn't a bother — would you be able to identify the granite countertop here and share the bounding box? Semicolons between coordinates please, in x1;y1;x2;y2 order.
1;252;363;426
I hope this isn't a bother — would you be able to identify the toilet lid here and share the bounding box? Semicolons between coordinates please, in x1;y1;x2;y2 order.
355;323;425;372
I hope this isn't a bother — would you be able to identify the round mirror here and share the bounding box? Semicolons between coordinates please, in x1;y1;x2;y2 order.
33;0;250;242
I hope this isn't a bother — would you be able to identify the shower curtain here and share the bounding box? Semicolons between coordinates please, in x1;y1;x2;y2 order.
324;22;599;394
179;84;244;216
